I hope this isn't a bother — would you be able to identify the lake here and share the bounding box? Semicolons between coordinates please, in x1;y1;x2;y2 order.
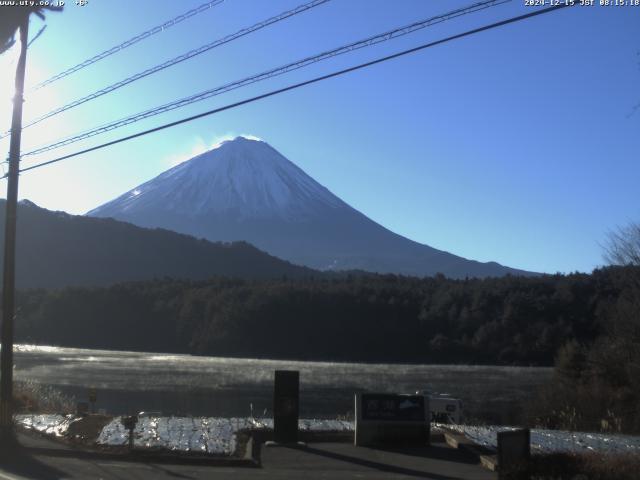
14;344;552;423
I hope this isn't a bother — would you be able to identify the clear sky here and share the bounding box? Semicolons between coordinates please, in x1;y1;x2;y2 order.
0;0;638;274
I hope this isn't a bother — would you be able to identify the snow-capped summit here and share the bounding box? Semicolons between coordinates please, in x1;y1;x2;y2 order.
89;136;531;278
94;136;342;221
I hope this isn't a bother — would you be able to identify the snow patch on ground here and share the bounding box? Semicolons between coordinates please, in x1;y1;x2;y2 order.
97;417;354;455
445;424;640;455
16;414;77;437
97;417;250;455
18;413;639;458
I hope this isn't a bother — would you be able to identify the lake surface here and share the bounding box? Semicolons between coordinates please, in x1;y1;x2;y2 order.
13;344;552;423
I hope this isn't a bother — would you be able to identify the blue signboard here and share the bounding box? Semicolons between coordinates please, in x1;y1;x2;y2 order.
361;394;425;422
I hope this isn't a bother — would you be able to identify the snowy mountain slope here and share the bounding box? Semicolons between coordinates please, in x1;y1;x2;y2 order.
88;136;532;278
94;137;342;220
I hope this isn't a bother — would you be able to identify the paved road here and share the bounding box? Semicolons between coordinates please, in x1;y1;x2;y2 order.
259;442;496;480
0;433;496;480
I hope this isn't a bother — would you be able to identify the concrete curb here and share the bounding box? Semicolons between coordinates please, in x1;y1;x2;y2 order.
16;428;259;467
18;444;260;467
443;430;498;472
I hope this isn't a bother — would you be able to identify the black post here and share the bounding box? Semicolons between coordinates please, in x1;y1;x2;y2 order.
0;16;29;435
128;424;135;451
121;415;138;451
273;370;299;444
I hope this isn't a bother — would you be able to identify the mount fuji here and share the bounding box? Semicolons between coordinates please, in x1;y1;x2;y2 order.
88;136;531;278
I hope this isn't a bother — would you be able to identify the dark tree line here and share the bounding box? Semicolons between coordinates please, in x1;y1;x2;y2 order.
528;266;640;433
13;266;638;366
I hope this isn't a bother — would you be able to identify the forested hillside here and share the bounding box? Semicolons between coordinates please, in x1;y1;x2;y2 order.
15;266;637;365
0;200;313;288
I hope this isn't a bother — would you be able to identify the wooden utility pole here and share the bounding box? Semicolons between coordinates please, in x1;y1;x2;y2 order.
0;15;29;435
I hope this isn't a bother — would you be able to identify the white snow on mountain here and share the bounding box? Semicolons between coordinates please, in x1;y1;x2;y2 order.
96;136;343;221
88;135;530;278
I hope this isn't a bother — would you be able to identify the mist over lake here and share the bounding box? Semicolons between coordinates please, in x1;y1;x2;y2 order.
14;344;551;423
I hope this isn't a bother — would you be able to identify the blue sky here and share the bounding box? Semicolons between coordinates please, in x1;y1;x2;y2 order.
0;0;638;274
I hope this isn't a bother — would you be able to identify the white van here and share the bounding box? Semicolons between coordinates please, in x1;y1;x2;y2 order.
416;390;463;424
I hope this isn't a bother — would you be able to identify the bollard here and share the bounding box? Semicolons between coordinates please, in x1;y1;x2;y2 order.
497;428;530;480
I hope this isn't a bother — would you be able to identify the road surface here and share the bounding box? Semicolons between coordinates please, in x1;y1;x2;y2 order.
0;432;495;479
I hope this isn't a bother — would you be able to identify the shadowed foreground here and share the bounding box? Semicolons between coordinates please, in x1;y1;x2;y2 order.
0;430;494;480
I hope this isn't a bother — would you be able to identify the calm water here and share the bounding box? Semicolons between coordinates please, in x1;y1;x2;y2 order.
13;344;552;423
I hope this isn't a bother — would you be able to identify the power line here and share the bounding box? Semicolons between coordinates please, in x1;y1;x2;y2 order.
10;2;574;179
20;0;510;158
27;25;47;48
3;0;331;139
31;0;225;91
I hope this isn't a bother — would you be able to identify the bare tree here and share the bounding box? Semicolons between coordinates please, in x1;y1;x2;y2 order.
604;221;640;266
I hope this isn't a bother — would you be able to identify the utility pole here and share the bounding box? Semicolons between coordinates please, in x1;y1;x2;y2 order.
0;14;29;437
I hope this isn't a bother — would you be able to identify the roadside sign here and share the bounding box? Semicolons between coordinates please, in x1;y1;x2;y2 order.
355;393;429;446
361;393;425;422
